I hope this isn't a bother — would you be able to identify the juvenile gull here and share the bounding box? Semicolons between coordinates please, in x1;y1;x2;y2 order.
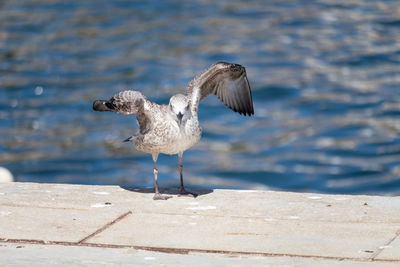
93;62;254;200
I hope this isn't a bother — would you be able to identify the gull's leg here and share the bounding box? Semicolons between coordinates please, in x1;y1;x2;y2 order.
178;152;197;198
152;153;171;200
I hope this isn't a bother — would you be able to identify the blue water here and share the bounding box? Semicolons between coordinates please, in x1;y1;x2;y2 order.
1;0;400;195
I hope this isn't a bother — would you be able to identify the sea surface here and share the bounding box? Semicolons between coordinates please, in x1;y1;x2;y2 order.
1;0;400;195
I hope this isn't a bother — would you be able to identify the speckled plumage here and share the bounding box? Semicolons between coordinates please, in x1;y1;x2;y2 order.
93;61;254;200
133;100;202;156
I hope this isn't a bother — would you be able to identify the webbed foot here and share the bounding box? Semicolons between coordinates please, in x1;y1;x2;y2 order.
153;193;172;200
178;188;198;198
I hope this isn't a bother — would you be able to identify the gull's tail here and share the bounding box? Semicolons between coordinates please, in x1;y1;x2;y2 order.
93;100;113;112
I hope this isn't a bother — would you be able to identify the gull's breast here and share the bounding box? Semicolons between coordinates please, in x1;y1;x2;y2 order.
134;117;201;155
162;118;202;155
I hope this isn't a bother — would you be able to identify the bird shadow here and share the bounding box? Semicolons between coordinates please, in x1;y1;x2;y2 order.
119;186;214;198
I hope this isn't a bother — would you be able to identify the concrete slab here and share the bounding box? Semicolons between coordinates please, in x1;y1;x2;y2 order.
375;231;400;261
0;205;124;242
0;243;397;267
0;183;129;242
88;212;398;259
0;182;399;265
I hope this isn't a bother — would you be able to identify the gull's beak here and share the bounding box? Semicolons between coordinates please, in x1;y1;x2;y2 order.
177;112;183;125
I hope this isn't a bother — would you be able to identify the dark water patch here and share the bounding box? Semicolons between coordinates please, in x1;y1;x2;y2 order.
214;170;289;186
252;85;299;101
318;124;368;138
378;19;400;27
206;53;239;63
376;109;400;117
280;18;321;27
323;169;393;195
330;52;400;66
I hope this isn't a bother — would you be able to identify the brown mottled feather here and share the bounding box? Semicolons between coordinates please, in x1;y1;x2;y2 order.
93;90;151;134
187;62;254;116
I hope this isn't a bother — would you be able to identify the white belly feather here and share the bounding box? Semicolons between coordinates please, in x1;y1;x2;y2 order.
134;116;201;155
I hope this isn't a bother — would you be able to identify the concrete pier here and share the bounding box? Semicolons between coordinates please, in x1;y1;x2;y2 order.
0;182;399;266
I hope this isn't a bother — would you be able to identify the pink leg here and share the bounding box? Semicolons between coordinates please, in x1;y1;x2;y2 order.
152;154;171;200
178;153;197;198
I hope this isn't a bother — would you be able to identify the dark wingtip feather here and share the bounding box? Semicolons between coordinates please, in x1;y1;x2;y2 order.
93;100;112;112
105;101;115;110
123;136;133;142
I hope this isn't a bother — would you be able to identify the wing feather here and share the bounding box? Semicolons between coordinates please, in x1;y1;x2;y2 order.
187;62;254;116
93;90;147;115
93;90;154;134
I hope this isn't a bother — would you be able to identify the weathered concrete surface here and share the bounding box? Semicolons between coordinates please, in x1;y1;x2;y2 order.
0;182;399;266
0;243;397;267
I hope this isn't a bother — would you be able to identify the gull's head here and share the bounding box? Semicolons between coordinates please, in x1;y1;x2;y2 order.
169;94;190;125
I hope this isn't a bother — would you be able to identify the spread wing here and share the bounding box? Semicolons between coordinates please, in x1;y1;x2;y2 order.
93;90;147;115
93;90;152;134
187;62;254;116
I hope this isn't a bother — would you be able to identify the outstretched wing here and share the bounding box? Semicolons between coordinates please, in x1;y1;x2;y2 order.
93;90;153;134
93;90;147;115
187;62;254;116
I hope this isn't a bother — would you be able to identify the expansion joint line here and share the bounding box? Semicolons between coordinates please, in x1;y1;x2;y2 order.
78;211;132;244
370;229;400;260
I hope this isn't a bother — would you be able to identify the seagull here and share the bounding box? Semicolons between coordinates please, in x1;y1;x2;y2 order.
93;62;254;200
